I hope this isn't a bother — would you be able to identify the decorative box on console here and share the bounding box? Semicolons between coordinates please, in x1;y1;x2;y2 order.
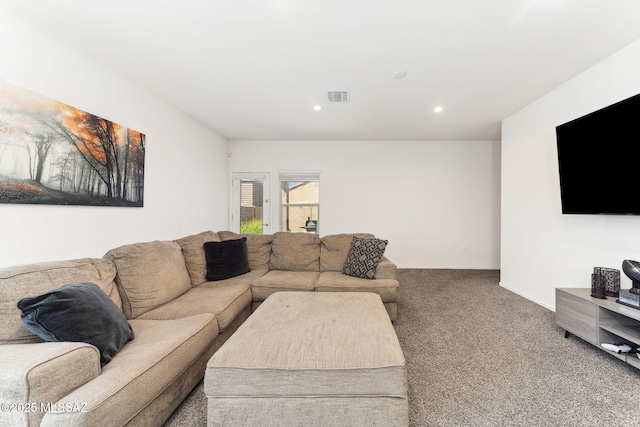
617;290;640;309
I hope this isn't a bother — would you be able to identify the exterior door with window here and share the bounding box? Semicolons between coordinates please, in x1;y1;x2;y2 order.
231;173;270;234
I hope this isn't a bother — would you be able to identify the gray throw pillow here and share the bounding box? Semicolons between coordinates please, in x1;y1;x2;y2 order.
17;282;134;366
342;236;388;279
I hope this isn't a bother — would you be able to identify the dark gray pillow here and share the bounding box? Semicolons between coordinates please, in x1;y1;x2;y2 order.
17;282;134;366
204;237;250;281
343;236;388;279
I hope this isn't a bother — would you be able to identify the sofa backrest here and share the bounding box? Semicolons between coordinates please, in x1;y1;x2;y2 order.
174;231;221;287
0;258;119;344
270;232;320;272
218;231;272;272
104;241;191;319
320;233;375;272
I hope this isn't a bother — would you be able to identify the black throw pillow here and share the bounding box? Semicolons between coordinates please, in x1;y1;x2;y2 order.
204;237;251;281
17;282;134;366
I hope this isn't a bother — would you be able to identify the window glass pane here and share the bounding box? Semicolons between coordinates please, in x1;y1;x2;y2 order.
280;180;319;233
239;179;263;234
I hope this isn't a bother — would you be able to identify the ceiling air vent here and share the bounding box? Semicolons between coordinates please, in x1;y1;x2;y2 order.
327;91;349;103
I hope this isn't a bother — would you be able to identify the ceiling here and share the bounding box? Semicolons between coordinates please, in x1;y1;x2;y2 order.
2;0;640;141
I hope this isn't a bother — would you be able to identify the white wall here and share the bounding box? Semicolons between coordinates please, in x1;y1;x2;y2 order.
501;39;640;310
0;8;229;267
228;139;501;269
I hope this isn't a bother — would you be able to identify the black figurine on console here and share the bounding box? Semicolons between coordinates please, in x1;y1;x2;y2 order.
622;260;640;295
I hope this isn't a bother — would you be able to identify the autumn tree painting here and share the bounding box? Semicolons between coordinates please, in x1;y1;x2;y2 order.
0;80;145;206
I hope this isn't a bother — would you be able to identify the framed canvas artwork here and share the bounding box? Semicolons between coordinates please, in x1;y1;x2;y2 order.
0;80;145;207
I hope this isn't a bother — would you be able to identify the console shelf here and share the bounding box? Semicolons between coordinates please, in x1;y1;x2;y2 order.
556;288;640;369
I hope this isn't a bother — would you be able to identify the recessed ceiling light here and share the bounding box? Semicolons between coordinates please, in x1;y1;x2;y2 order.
313;105;322;111
394;70;407;79
434;106;444;113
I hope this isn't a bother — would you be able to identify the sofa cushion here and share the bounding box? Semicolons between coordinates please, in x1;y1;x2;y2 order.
40;314;218;426
250;270;319;301
104;241;192;319
0;258;119;345
197;269;266;290
175;231;221;287
0;342;100;427
320;233;375;272
204;238;250;281
17;282;134;366
270;232;320;272
343;236;388;279
139;284;251;332
218;231;272;271
316;272;399;302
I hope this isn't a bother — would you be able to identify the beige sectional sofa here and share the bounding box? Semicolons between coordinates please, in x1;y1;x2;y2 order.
0;230;398;426
220;231;399;319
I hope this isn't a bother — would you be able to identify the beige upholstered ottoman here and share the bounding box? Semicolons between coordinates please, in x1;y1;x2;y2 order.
205;292;408;427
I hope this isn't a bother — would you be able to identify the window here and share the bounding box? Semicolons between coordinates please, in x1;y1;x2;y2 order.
231;173;270;234
280;172;319;233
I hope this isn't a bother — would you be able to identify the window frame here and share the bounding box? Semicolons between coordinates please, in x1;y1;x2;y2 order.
279;172;320;234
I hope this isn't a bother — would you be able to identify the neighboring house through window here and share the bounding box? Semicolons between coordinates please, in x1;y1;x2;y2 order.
280;172;320;234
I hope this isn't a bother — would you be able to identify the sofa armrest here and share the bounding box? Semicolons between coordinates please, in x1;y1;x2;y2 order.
0;342;100;427
375;257;397;280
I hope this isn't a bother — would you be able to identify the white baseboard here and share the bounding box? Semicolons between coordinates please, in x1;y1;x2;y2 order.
499;282;555;312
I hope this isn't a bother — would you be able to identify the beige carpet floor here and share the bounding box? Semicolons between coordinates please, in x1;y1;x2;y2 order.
164;269;640;426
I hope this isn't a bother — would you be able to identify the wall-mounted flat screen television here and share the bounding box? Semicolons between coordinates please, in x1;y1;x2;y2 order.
556;93;640;215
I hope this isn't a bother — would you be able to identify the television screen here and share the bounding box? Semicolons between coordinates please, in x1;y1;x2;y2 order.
556;93;640;215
